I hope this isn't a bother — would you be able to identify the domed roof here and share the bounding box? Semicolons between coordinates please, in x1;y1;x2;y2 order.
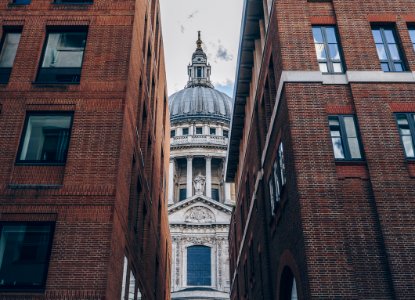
169;32;233;124
169;86;232;123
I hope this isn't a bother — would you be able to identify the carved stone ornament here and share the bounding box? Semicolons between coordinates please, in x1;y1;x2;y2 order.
185;206;215;223
193;174;206;195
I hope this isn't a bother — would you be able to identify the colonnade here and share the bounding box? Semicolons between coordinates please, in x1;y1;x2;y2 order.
168;156;232;204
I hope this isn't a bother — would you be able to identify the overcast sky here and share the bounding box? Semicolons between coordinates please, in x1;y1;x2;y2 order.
159;0;244;97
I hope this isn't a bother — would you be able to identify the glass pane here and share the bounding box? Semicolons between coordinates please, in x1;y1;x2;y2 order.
343;116;357;137
409;29;415;43
19;115;72;162
384;29;396;43
397;115;411;135
312;27;323;43
328;44;340;60
325;27;337;43
394;63;404;72
332;137;345;159
372;29;382;43
333;63;343;73
0;224;52;289
348;138;362;159
402;136;415;158
329;118;341;137
388;44;401;61
376;44;387;60
0;33;21;68
319;63;328;73
315;44;327;59
42;32;86;68
187;246;211;286
381;63;390;71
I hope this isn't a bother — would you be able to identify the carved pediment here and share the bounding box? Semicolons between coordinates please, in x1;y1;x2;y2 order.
184;206;215;223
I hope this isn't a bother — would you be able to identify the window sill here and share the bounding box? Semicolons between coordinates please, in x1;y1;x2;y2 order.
334;160;366;166
15;161;66;166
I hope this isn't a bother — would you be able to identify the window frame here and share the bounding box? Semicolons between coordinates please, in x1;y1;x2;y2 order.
36;27;88;84
0;221;55;292
312;25;345;74
16;111;75;165
223;129;229;138
195;127;203;135
0;27;22;84
170;129;175;137
210;128;216;135
268;141;286;217
371;25;406;72
395;113;415;159
328;115;364;161
186;245;212;287
182;128;189;136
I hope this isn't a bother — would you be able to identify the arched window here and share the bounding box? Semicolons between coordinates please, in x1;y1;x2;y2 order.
187;245;211;286
280;267;298;300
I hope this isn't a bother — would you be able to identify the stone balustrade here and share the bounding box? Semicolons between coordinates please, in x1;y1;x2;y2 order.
170;135;228;147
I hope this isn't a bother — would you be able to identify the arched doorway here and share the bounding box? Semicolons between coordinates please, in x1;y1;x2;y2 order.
279;266;298;300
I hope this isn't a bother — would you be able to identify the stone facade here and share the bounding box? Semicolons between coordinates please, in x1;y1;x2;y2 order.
0;0;171;299
168;34;234;300
226;0;415;299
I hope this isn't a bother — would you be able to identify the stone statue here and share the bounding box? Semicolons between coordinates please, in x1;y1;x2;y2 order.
193;174;206;195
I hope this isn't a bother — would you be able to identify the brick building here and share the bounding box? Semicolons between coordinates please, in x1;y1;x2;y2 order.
226;0;415;299
0;0;171;299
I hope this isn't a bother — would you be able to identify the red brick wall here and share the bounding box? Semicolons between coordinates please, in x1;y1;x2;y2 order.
0;0;171;299
229;0;415;299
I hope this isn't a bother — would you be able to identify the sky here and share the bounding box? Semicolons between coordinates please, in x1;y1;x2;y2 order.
159;0;244;97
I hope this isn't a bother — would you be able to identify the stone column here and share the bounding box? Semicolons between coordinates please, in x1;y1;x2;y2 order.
168;159;174;204
206;156;212;198
204;124;209;135
187;156;193;198
224;183;232;204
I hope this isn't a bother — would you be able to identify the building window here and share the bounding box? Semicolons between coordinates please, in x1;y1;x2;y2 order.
212;188;220;201
187;245;211;286
409;27;415;52
196;127;203;135
197;67;202;78
179;188;187;201
11;0;31;4
17;113;73;164
36;28;87;83
182;128;189;136
328;115;363;160
396;113;415;158
268;142;286;216
0;222;54;292
0;30;21;83
170;130;175;137
223;130;229;138
372;26;405;72
312;26;344;73
210;128;216;135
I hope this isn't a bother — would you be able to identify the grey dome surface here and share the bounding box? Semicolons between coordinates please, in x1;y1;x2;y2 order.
169;86;233;123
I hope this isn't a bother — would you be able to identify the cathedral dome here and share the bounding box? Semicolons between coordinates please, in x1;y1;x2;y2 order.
169;86;232;123
168;31;233;124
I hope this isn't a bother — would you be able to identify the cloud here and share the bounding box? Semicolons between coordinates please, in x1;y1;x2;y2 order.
216;45;234;62
180;25;185;33
213;79;234;97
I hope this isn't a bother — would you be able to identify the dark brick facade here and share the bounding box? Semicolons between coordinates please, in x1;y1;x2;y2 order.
226;0;415;299
0;0;171;299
